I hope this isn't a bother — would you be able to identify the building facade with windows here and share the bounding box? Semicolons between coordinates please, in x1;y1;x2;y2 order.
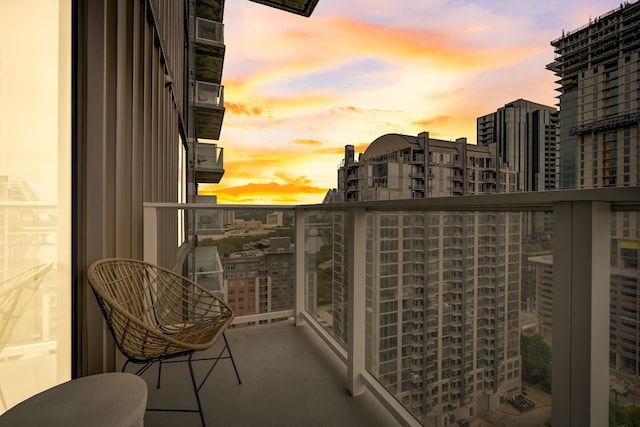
477;99;559;193
477;99;558;239
222;237;295;317
329;133;521;425
337;132;515;203
547;2;640;190
548;1;640;375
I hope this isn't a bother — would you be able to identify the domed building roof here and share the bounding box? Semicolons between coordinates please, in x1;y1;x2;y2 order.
361;133;417;161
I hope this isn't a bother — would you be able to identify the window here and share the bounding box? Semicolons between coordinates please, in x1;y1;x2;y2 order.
0;0;72;411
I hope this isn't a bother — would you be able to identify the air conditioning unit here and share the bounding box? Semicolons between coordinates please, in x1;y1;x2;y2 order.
195;17;224;46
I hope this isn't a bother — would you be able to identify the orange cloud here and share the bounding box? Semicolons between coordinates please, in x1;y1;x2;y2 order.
415;115;458;128
291;138;323;146
200;181;328;205
220;149;308;180
225;102;266;117
200;166;335;205
413;116;477;141
223;78;338;124
314;143;370;156
353;143;370;153
235;15;543;78
220;14;547;142
329;105;400;116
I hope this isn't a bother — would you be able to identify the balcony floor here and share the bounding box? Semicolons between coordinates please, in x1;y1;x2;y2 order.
139;320;400;427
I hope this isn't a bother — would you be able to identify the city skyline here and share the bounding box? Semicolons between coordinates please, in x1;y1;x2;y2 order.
202;0;628;205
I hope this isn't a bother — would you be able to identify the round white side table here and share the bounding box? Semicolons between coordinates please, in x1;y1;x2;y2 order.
0;372;147;427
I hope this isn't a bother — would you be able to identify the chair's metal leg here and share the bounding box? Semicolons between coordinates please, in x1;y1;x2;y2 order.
188;353;206;427
129;361;154;377
223;332;241;385
197;352;222;392
156;360;163;389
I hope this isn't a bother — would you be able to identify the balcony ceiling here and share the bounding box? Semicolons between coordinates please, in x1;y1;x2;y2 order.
248;0;319;17
195;50;224;84
195;167;225;184
196;0;224;22
194;108;224;140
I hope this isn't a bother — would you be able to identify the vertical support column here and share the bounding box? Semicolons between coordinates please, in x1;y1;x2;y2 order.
80;0;111;377
294;208;306;326
347;207;366;396
143;204;158;266
552;201;610;427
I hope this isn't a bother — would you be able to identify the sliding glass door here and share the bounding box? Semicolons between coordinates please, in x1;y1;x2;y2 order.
0;0;71;412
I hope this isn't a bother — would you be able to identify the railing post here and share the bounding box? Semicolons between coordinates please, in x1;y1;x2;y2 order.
552;201;610;427
295;208;306;325
347;207;366;396
143;204;158;266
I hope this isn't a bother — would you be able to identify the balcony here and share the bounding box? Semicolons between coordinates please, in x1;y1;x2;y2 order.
194;142;224;183
193;82;225;140
193;17;225;84
4;189;634;426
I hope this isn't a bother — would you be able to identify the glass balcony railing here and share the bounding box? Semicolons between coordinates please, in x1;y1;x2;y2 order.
195;17;224;47
145;203;296;326
609;209;640;426
144;187;640;427
194;143;224;184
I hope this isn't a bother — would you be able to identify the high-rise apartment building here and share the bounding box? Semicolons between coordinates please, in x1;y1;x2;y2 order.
477;99;559;193
547;2;640;189
547;1;640;374
329;133;521;425
222;237;295;317
477;99;558;239
336;132;515;203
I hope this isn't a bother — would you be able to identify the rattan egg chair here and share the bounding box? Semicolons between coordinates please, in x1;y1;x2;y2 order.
87;258;240;426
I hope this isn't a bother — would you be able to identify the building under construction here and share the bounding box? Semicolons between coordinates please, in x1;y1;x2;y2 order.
547;1;640;190
547;1;640;376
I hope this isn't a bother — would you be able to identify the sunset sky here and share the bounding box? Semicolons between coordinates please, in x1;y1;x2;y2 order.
202;0;626;205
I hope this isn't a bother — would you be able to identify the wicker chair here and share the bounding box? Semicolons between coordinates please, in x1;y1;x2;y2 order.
87;258;240;426
0;263;53;410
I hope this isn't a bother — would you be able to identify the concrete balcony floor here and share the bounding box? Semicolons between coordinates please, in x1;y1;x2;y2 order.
139;320;400;427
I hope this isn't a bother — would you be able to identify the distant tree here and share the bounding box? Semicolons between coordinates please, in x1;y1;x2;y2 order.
200;236;263;256
315;244;333;305
316;244;333;265
611;404;640;427
521;334;552;393
522;242;544;253
316;268;332;305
